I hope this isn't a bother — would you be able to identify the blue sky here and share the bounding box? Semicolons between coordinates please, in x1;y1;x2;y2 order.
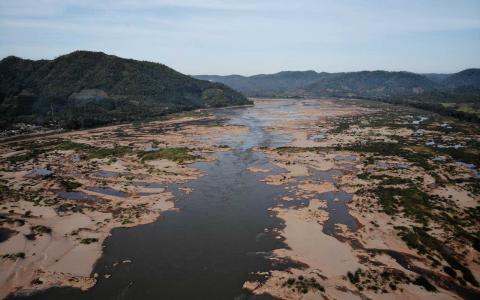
0;0;479;75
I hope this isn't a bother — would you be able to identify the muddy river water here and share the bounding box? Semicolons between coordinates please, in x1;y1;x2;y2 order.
16;100;357;300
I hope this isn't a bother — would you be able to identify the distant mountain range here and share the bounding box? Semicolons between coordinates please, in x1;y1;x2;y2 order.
195;69;480;98
0;51;250;129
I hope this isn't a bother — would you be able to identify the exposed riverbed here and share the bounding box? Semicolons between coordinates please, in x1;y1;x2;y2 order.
11;100;360;300
3;99;479;300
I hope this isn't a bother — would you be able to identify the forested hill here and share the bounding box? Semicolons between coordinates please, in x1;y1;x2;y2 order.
442;69;480;89
0;51;251;129
295;71;436;99
195;69;480;98
196;71;325;97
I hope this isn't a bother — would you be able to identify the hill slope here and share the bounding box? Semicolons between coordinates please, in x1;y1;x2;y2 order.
442;68;480;89
295;71;437;99
196;69;480;99
196;70;437;98
196;71;327;97
0;51;250;129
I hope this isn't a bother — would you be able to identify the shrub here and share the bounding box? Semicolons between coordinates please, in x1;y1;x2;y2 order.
31;225;52;235
413;276;437;292
60;179;82;191
443;266;457;278
80;238;99;244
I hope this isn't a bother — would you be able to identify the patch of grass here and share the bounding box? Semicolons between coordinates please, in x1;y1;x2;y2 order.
375;186;433;224
88;146;131;159
360;173;411;185
5;140;132;163
6;150;44;164
205;120;223;127
436;147;480;167
54;141;93;151
340;141;433;170
274;146;331;154
6;140;92;164
138;147;197;163
379;176;411;185
176;110;211;118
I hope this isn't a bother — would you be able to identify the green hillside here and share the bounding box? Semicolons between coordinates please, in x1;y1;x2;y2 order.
0;51;251;129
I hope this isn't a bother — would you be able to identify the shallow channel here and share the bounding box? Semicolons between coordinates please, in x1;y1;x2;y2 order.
15;100;359;300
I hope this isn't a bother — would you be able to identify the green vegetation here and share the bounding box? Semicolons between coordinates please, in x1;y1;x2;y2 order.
138;147;197;163
357;173;410;185
346;268;411;293
0;51;251;129
347;269;362;284
274;146;330;154
356;173;370;180
2;252;26;260
340;141;433;170
87;146;131;159
375;186;433;224
197;70;442;98
331;120;350;133
397;226;479;287
80;238;99;244
435;146;480;167
60;179;82;191
6;149;45;164
348;106;480;290
175;110;211;118
30;225;52;235
413;276;437;292
197;69;480;122
54;140;93;151
282;276;325;294
443;266;457;278
388;87;480;123
4;139;133;164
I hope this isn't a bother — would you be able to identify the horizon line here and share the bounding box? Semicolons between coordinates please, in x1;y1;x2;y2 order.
1;51;478;77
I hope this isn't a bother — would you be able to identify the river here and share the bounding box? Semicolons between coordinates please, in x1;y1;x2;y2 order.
15;99;357;300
